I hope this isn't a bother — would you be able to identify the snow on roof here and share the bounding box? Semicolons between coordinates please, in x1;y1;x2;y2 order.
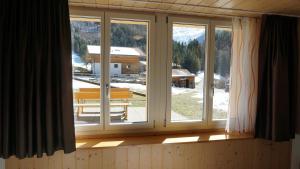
139;61;147;65
87;45;145;56
172;69;195;77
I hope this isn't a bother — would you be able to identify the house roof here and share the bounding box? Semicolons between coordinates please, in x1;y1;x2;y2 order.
172;69;195;77
87;45;145;56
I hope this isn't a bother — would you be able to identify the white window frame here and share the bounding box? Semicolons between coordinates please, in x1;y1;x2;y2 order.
70;8;105;133
103;12;156;131
208;20;233;128
70;7;232;136
165;16;210;129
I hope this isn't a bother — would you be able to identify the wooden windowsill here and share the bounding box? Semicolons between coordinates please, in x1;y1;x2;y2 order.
76;131;253;149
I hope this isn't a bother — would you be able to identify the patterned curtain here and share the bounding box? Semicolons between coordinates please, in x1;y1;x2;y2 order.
226;17;261;134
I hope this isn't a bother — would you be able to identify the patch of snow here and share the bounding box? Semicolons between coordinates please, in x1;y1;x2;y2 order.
111;83;146;94
72;52;91;70
173;26;205;43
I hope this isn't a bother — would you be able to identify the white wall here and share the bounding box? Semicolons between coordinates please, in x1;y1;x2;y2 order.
110;63;121;76
291;134;300;169
92;63;122;77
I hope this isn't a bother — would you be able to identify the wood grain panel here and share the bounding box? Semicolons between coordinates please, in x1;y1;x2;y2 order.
69;0;300;17
5;139;292;169
63;152;76;169
76;150;89;169
89;149;103;169
48;151;63;169
34;155;49;169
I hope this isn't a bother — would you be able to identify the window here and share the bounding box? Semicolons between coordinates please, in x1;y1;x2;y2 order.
170;23;206;122
70;8;232;135
166;18;232;128
212;26;232;120
71;17;102;128
108;18;149;125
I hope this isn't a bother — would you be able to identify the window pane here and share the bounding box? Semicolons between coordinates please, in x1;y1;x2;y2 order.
212;27;232;120
109;19;148;124
71;18;101;126
171;23;206;122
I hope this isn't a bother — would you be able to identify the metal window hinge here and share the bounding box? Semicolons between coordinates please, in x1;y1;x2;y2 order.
166;17;168;23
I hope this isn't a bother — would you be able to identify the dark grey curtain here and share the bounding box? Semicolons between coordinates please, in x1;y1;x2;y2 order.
0;0;76;158
255;15;299;141
297;19;300;135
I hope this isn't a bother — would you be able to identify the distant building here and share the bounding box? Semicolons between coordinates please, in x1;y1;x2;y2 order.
86;45;146;77
172;69;195;88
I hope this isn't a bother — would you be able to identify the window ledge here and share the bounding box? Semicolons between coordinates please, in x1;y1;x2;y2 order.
76;132;253;149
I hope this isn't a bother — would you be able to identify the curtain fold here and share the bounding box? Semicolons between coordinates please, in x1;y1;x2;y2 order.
0;0;76;158
297;19;300;135
255;15;299;141
226;17;261;134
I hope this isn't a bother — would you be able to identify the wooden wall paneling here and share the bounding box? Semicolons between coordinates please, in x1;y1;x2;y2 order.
115;147;128;169
212;0;232;8
151;144;163;169
221;0;244;8
162;144;173;169
199;0;219;6
171;144;185;169
205;141;229;169
127;146;139;169
181;5;194;12
162;0;176;3
20;157;34;169
174;0;189;4
5;140;293;169
63;152;76;169
88;149;103;169
6;157;20;169
186;0;201;5
96;0;109;5
133;1;147;9
76;149;89;169
34;155;49;169
270;142;291;169
144;2;161;9
232;0;266;11
109;0;123;6
102;148;116;169
82;0;96;5
139;145;151;169
160;3;173;10
69;0;83;3
230;140;254;169
252;139;272;169
184;143;202;169
48;151;63;169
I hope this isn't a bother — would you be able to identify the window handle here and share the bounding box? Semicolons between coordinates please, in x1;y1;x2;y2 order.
211;84;214;96
106;83;109;97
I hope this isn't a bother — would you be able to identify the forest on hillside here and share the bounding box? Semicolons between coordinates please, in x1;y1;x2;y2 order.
71;21;232;77
172;29;231;76
71;21;147;61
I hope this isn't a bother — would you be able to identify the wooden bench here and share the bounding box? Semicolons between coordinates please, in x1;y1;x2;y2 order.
74;88;133;120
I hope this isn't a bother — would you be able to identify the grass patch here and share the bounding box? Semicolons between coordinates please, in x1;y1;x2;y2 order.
171;92;203;120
